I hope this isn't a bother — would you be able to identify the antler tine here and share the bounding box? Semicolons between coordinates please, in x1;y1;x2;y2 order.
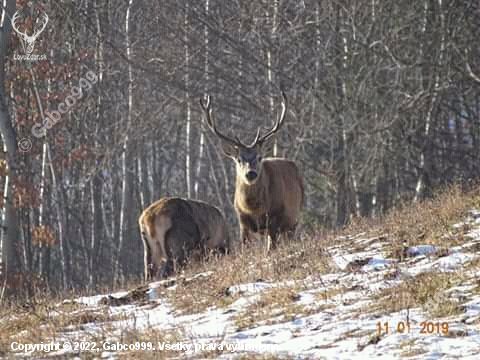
11;12;28;37
199;95;210;113
199;96;242;147
255;91;287;146
32;13;48;38
250;128;261;146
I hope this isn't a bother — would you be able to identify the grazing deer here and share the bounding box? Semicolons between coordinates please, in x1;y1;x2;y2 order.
139;197;230;281
200;92;304;251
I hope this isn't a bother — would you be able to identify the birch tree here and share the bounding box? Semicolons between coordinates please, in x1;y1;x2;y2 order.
0;0;19;298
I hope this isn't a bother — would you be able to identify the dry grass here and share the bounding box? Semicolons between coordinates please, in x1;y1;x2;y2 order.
366;271;466;317
398;336;427;358
315;287;345;301
110;327;181;359
233;286;331;331
0;296;127;356
168;235;332;315
0;293;183;359
345;184;480;258
233;355;298;360
400;348;427;358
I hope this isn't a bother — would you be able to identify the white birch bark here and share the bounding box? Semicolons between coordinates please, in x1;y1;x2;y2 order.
114;0;134;284
184;3;192;198
414;0;445;201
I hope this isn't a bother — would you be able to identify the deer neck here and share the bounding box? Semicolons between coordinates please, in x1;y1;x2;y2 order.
235;170;267;215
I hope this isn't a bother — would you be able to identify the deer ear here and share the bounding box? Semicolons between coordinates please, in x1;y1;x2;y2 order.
221;142;238;158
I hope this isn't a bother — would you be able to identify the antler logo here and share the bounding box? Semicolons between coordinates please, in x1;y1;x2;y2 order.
11;11;48;55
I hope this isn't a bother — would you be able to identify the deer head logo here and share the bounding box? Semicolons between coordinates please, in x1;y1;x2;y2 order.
11;11;48;55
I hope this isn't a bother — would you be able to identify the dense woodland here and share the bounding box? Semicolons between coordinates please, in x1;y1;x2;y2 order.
0;0;479;296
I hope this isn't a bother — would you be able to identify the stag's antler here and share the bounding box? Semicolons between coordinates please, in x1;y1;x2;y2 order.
252;91;287;147
200;92;287;148
200;96;244;147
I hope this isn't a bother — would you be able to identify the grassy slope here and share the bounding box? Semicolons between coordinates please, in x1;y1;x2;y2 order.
1;184;480;358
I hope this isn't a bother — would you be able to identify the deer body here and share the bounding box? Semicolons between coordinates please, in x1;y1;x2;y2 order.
139;197;230;281
200;92;304;250
234;158;304;248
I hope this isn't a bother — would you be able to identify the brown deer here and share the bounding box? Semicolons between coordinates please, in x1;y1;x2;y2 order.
139;197;230;281
200;92;304;251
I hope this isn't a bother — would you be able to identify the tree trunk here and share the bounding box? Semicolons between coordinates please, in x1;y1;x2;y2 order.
334;4;350;226
184;3;192;199
414;0;445;201
89;0;106;290
266;0;279;155
114;0;134;285
0;0;20;299
195;0;210;201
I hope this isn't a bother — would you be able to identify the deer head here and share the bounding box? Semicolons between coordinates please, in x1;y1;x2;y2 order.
11;11;49;55
200;92;287;185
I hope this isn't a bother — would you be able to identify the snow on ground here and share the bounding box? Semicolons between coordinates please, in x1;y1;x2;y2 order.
41;212;480;359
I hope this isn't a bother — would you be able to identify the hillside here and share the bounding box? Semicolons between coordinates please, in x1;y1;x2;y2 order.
1;186;480;359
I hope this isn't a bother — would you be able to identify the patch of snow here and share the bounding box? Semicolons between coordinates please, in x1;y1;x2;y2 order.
226;281;274;296
364;256;395;271
406;244;437;256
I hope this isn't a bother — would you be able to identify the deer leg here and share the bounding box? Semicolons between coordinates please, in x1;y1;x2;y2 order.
160;259;174;278
240;228;249;254
239;213;258;247
141;231;155;282
144;245;153;282
240;226;251;245
147;263;157;281
163;226;192;277
267;214;282;251
268;230;280;250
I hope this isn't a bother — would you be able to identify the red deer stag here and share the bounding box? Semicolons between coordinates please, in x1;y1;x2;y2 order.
139;197;230;281
200;92;304;251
